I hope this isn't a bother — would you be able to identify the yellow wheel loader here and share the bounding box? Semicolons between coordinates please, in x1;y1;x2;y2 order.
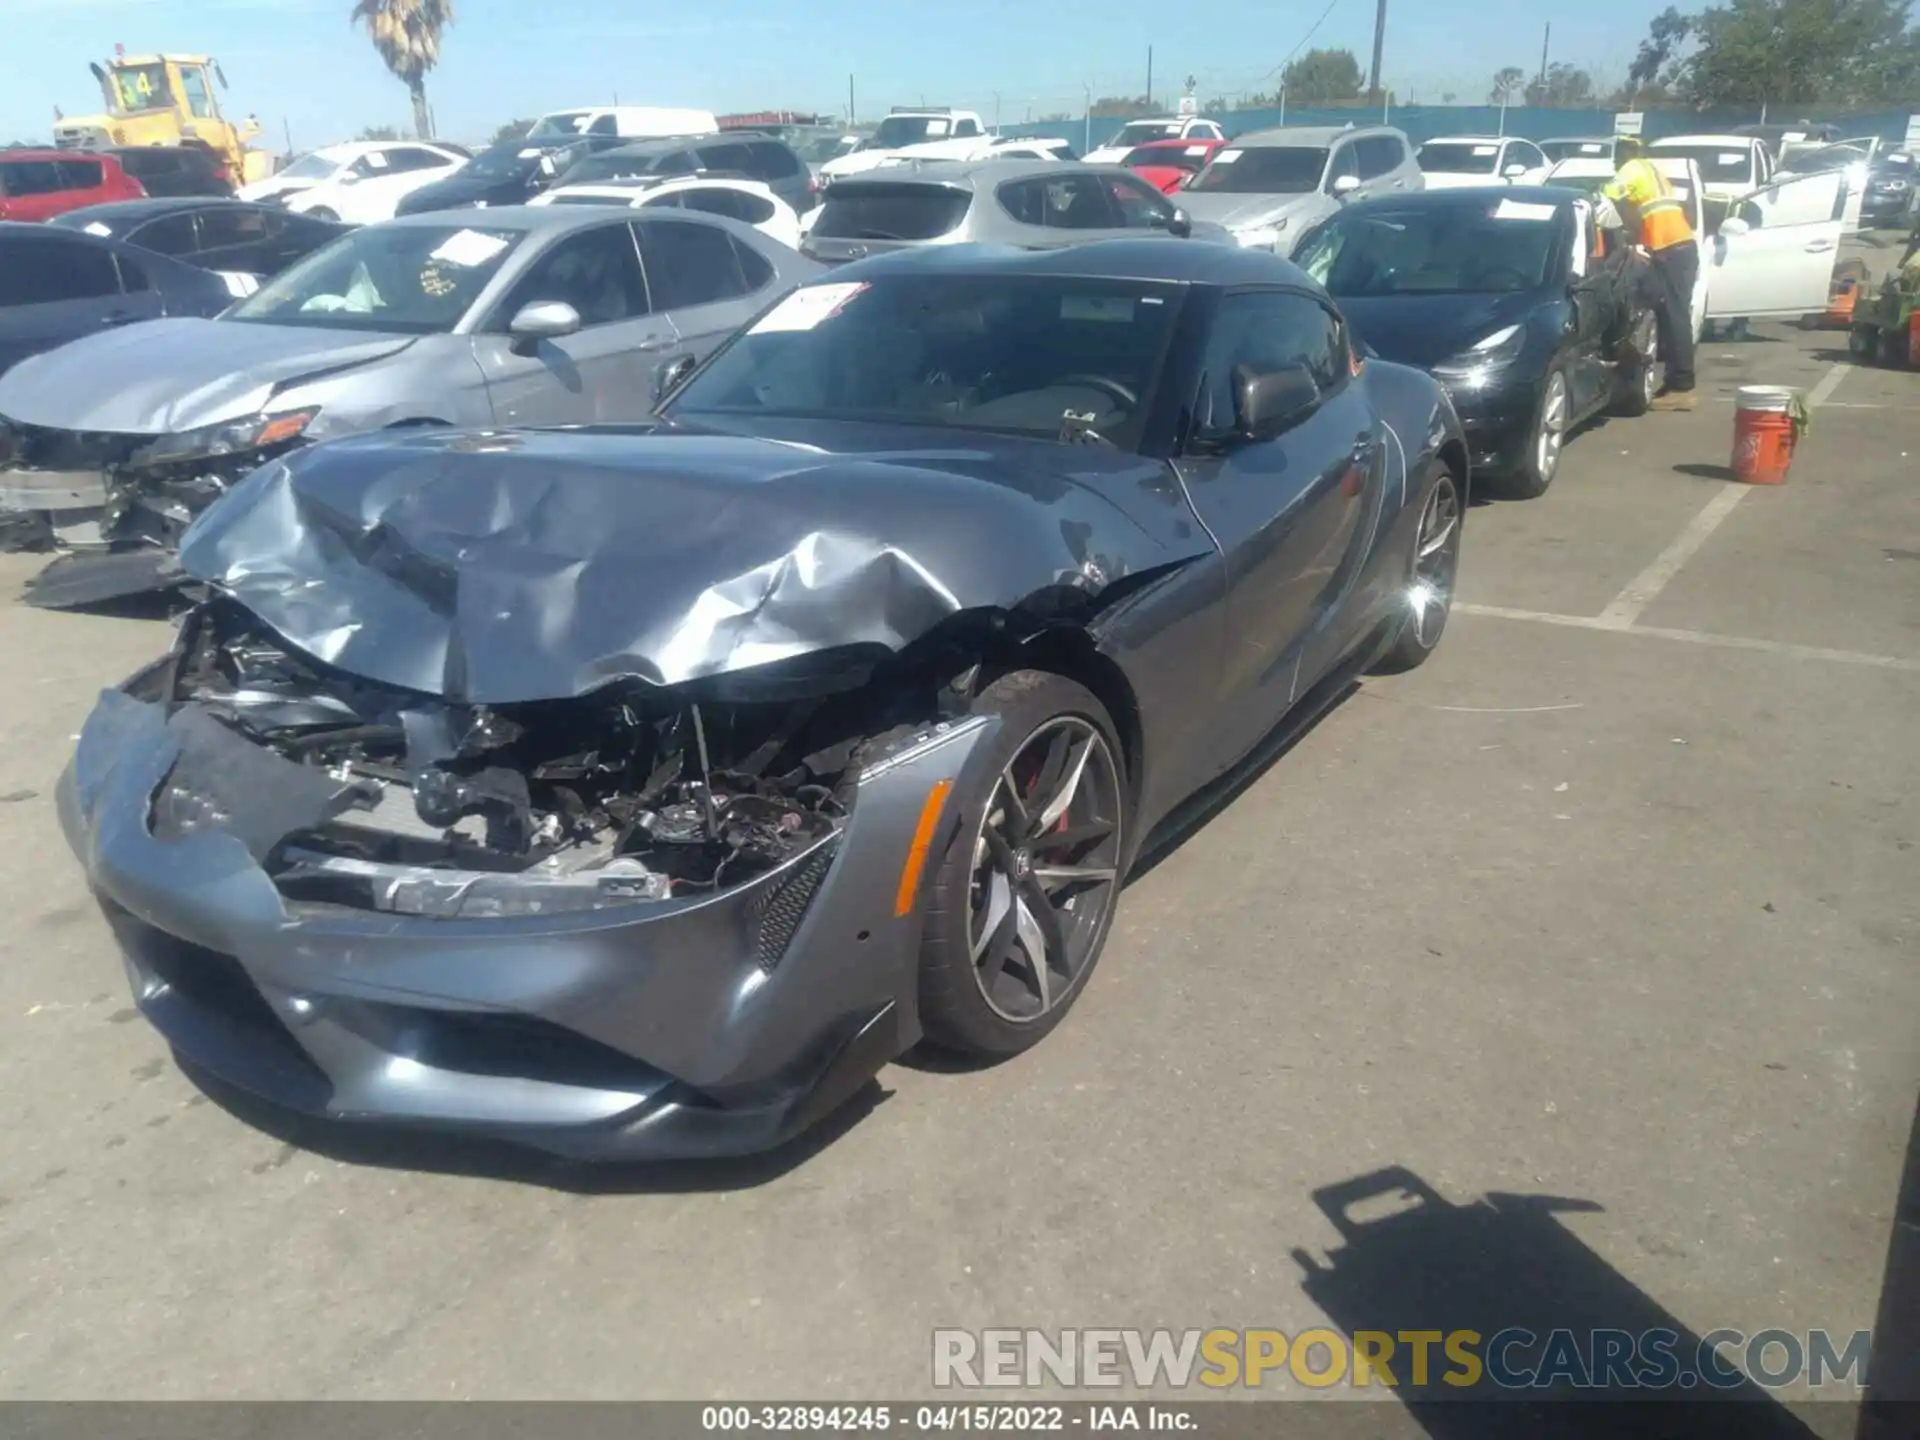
53;52;273;186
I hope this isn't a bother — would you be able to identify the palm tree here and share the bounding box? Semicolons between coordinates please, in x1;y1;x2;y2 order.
1489;67;1527;106
351;0;454;141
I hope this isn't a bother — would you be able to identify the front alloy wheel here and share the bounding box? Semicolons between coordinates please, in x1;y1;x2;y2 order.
1373;461;1462;674
967;717;1125;1025
1503;368;1568;499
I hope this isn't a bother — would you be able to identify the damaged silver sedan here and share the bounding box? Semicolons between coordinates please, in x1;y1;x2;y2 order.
61;241;1468;1160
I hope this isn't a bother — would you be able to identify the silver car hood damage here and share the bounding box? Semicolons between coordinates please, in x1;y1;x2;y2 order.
0;319;417;434
179;424;1206;705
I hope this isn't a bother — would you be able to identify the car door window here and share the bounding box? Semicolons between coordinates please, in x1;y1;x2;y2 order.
1326;144;1360;190
196;206;273;252
744;141;803;181
588;114;620;137
1355;137;1402;180
1193;290;1347;437
634;216;754;309
115;253;153;293
0;235;123;306
1016;174;1120;229
491;223;649;327
682;188;777;226
127;211;201;257
655;149;697;177
56;159;104;191
695;142;753;175
384;147;445;175
1107;172;1175;228
1510;141;1547;172
350;151;395;180
954;118;981;137
0;160;63;197
730;235;774;292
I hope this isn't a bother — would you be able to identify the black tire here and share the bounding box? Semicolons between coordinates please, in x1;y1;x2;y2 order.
1491;365;1569;500
1613;310;1659;418
1372;459;1463;675
918;670;1129;1059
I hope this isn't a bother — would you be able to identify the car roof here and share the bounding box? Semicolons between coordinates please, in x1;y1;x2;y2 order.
1231;124;1401;147
589;134;732;159
1423;135;1511;145
1336;185;1577;213
0;148;106;163
48;197;286;227
830;157;1130;187
1131;137;1222;151
1543;135;1614;143
371;205;659;234
1651;134;1754;146
833;236;1314;288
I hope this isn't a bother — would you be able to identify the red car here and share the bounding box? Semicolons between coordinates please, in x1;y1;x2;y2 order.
0;150;146;222
1121;138;1227;195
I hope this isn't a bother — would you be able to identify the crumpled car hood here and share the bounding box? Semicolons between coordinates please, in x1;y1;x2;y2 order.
0;319;416;434
179;424;1205;704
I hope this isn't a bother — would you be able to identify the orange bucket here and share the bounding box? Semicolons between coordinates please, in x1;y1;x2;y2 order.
1824;281;1858;327
1731;385;1803;486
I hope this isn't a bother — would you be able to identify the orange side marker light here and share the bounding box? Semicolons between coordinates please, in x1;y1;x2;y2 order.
893;779;955;917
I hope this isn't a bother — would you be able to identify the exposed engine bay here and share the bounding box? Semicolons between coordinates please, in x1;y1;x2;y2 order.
151;599;972;919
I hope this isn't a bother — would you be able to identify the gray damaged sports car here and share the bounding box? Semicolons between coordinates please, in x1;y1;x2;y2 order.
61;241;1467;1161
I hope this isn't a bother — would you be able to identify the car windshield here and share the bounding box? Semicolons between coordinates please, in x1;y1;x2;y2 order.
1125;144;1211;174
665;273;1184;450
559;149;661;184
1652;144;1754;183
278;152;341;181
1419;142;1501;174
1187;145;1327;194
1539;139;1612;163
465;142;555;181
796;134;853;163
528;111;591;139
811;183;972;240
1542;169;1611;198
871;115;954;147
226;223;524;333
1295;199;1564;296
1111;121;1184;147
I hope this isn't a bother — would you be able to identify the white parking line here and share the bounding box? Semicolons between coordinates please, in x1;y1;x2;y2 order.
1455;604;1920;673
1592;361;1853;629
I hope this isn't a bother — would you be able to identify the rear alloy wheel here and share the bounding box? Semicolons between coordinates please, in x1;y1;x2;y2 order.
1614;311;1660;417
918;672;1128;1058
1503;367;1568;499
1373;461;1463;674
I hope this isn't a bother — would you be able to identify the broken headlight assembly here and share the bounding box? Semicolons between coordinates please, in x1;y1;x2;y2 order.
132;409;318;468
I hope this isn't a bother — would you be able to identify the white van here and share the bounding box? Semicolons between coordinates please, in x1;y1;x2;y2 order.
527;106;719;142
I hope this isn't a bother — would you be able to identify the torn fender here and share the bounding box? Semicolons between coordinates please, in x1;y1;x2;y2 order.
180;425;1211;704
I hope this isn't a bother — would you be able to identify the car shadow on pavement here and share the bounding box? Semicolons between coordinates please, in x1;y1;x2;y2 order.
1856;1092;1920;1440
178;1055;891;1194
1290;1165;1862;1440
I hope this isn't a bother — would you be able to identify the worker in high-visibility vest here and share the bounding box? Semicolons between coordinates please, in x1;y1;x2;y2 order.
1602;137;1700;411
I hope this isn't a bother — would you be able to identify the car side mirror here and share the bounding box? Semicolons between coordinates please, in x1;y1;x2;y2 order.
1166;207;1192;237
337;170;360;185
652;353;697;403
1719;214;1751;236
1332;174;1361;198
508;300;582;353
1234;363;1320;440
1503;163;1528;179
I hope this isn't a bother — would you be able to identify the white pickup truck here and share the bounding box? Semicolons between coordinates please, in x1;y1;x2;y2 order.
819;108;993;180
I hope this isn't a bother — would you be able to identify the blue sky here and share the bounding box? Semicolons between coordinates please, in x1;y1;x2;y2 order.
6;0;1676;149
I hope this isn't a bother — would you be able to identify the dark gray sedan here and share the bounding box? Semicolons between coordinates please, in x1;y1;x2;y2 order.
0;205;818;605
801;157;1227;264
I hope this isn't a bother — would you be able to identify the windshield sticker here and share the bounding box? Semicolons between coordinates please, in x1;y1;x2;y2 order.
1718;152;1745;165
1060;295;1136;323
429;229;511;267
1492;199;1558;221
518;148;545;159
1214;149;1243;163
1472;145;1499;157
365;151;389;169
1185;145;1210;156
83;221;112;237
750;282;870;333
926;120;951;137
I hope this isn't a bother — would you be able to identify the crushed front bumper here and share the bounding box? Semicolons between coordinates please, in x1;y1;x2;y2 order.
60;691;999;1160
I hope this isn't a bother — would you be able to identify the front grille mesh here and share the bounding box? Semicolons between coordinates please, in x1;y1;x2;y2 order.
753;847;834;972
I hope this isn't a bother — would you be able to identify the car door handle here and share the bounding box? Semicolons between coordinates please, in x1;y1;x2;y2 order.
636;335;675;352
99;311;138;327
1805;238;1836;253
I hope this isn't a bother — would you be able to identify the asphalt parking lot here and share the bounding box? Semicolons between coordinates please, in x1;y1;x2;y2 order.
0;244;1915;1414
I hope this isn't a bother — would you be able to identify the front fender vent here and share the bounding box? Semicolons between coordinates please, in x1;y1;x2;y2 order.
753;845;835;972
